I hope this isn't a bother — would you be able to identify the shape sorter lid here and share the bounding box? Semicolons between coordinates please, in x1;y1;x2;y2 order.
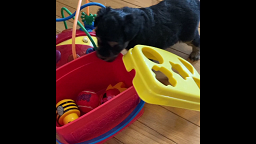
122;45;200;111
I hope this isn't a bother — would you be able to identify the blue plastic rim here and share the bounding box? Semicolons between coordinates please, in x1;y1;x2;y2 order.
56;100;145;144
56;2;106;22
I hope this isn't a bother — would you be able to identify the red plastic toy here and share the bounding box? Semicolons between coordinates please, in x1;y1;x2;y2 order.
56;51;143;144
56;29;96;69
100;82;128;104
75;90;100;113
106;82;127;93
101;88;120;104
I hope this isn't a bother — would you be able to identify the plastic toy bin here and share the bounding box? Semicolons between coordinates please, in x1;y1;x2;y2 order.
56;51;143;144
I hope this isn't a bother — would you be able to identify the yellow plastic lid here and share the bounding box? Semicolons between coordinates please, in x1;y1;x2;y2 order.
122;45;200;111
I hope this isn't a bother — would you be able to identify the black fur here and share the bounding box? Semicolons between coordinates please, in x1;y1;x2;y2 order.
94;0;200;62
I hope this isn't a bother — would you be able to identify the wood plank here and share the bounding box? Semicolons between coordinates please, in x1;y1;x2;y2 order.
170;28;200;55
104;137;124;144
57;0;101;15
56;1;76;23
57;0;140;19
152;0;163;5
57;133;123;144
59;0;159;8
167;48;189;59
161;106;200;126
138;104;200;144
56;15;75;32
56;1;92;25
57;0;88;9
90;0;140;8
114;121;176;144
170;43;192;55
114;0;154;7
56;120;176;144
56;30;60;35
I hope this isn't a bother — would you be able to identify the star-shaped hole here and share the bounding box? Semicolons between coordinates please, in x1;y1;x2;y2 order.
169;61;189;80
152;65;177;87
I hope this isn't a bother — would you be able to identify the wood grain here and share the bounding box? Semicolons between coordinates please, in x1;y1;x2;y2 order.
110;0;154;7
90;0;140;8
56;15;74;32
56;30;60;35
138;104;200;144
170;28;200;55
57;0;101;15
104;137;124;144
56;1;92;25
162;106;200;126
114;121;176;144
151;0;163;5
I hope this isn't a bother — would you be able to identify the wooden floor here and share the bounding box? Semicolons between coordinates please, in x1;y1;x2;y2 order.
56;0;200;143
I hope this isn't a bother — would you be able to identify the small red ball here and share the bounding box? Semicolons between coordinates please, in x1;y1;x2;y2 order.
101;88;120;104
75;90;100;113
